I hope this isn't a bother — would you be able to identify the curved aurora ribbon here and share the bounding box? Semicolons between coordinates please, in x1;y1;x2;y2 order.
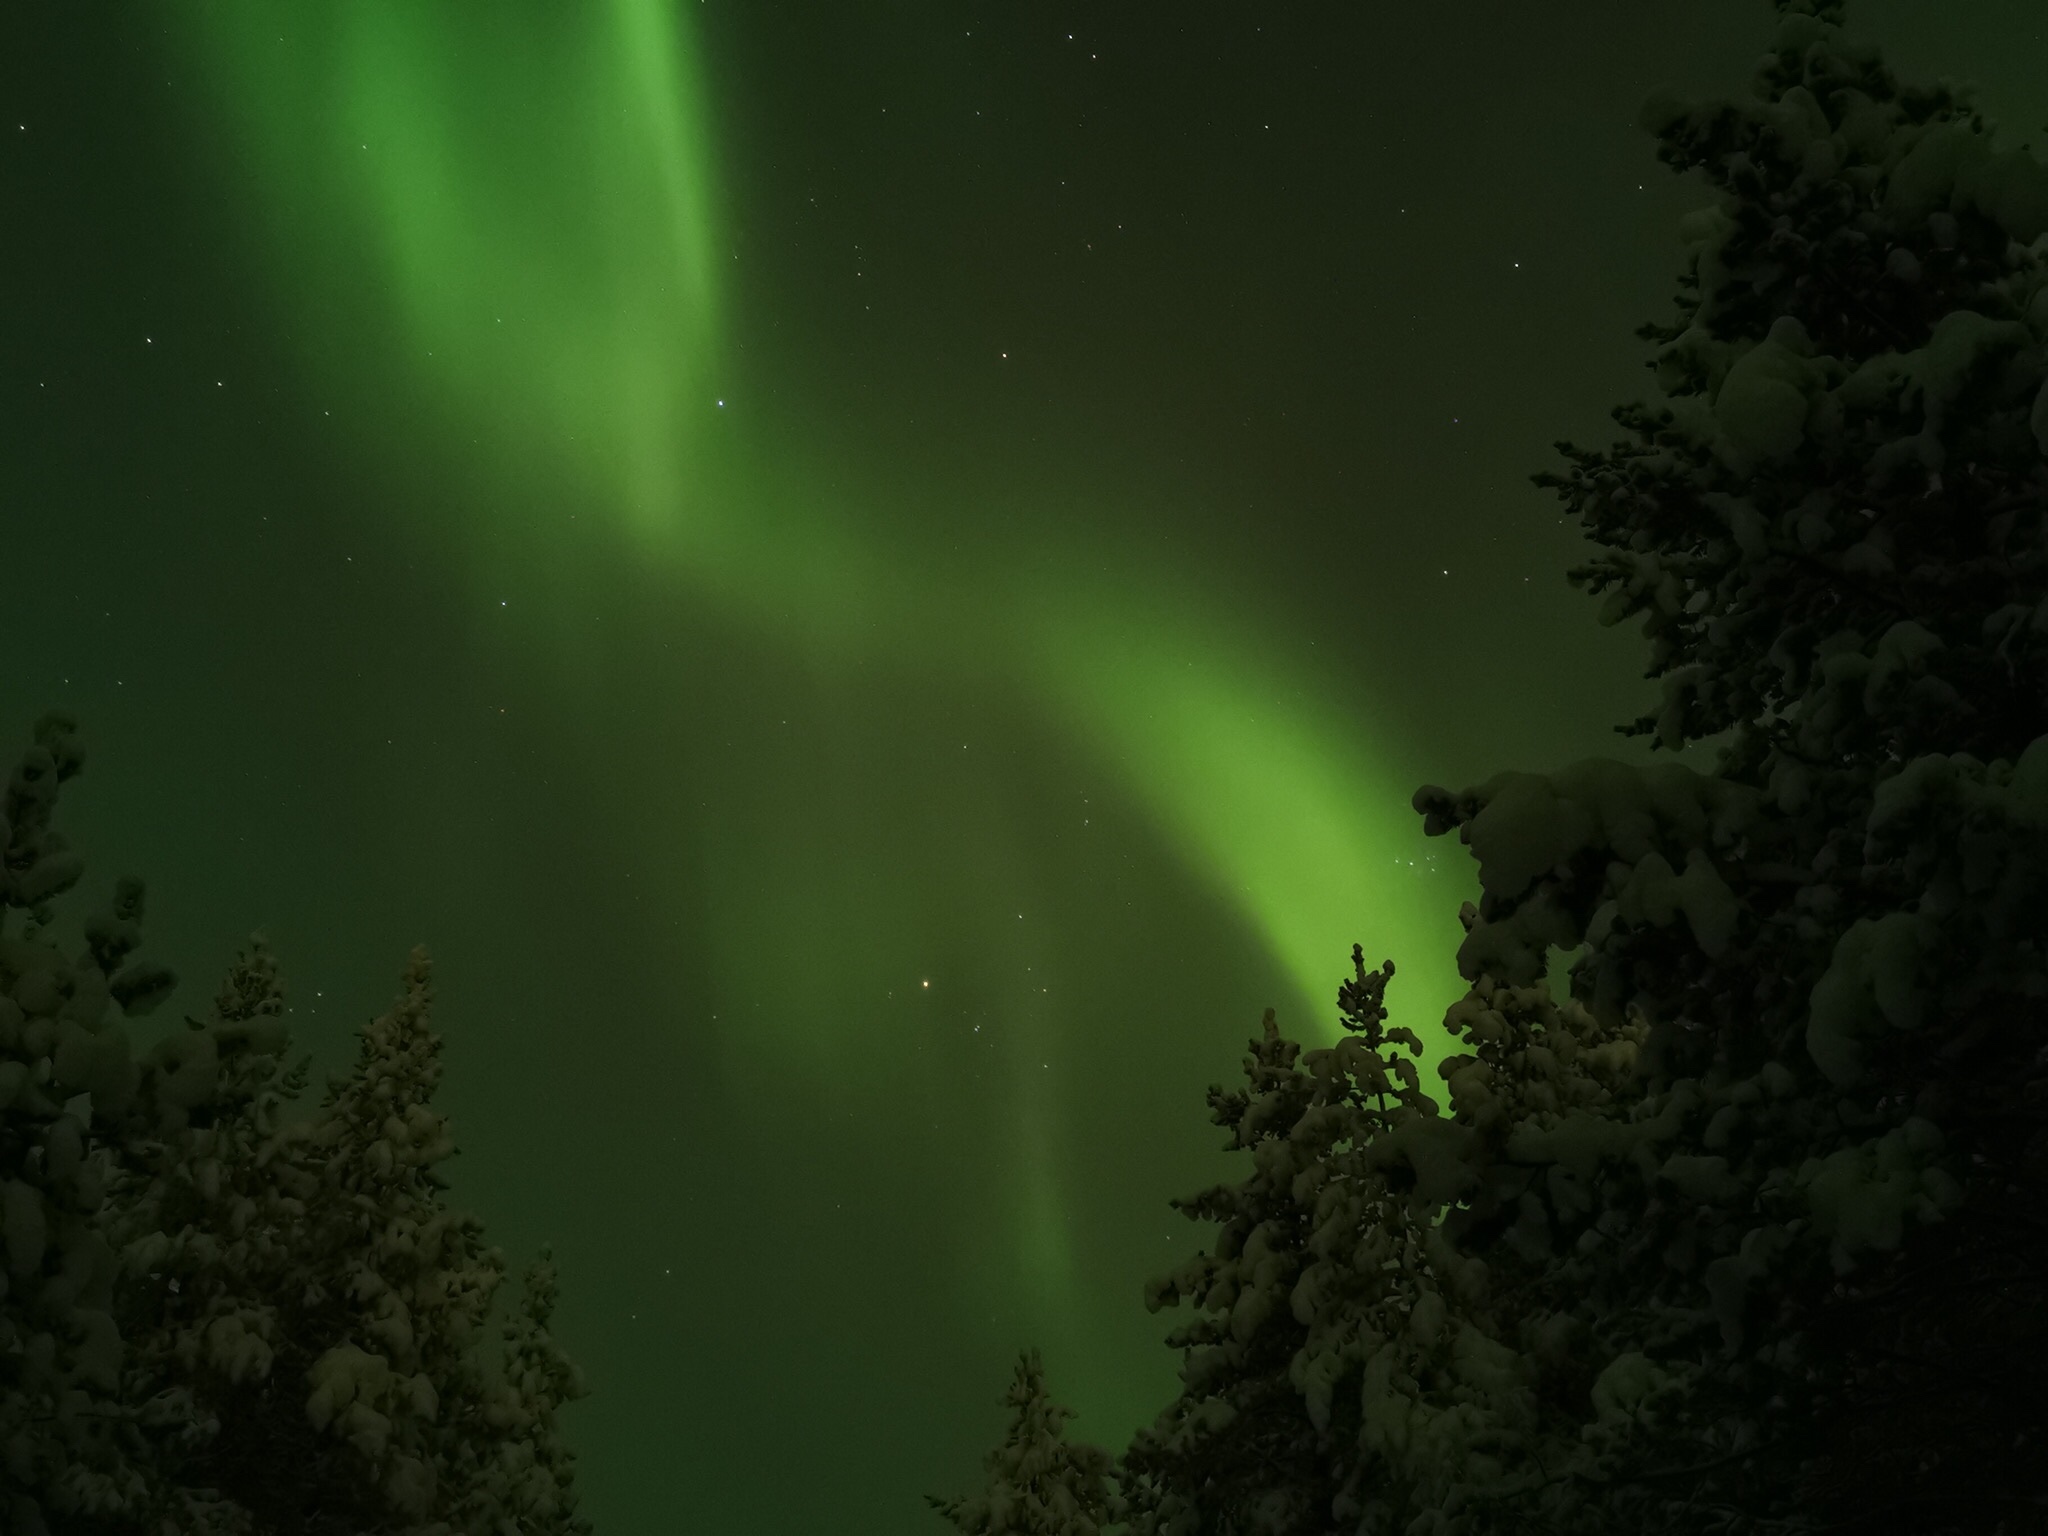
174;0;1473;1384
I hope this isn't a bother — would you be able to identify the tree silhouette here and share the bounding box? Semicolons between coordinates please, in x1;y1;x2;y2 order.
928;1349;1119;1536
945;1;2048;1529
0;713;595;1535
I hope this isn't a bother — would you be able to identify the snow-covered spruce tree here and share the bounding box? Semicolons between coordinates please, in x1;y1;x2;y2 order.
1402;0;2048;1526
0;711;173;1535
0;712;595;1535
928;1348;1119;1536
1117;947;1722;1536
1115;1003;1330;1536
440;1245;592;1536
96;942;469;1534
92;932;366;1536
95;945;594;1536
1094;3;2048;1532
1115;953;1509;1536
273;946;511;1531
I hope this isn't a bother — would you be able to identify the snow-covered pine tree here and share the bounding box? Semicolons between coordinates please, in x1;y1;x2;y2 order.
110;942;601;1536
93;932;361;1536
438;1245;593;1536
98;948;598;1536
1119;952;1519;1536
0;712;176;1535
0;713;599;1535
1071;2;2048;1531
1115;1004;1329;1536
1116;947;1678;1536
928;1348;1119;1536
276;946;513;1531
1405;0;2048;1525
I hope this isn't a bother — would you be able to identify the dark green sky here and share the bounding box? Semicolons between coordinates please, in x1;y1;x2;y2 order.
3;2;2043;1530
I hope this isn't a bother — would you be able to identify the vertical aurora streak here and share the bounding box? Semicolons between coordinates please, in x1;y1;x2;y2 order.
173;0;1470;1347
190;0;722;541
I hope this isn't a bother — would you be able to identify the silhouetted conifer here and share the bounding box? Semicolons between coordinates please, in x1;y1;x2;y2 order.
0;715;596;1536
442;1246;593;1536
951;0;2048;1529
928;1349;1119;1536
0;712;157;1534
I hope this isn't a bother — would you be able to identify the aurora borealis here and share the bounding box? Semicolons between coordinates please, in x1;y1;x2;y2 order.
4;2;2043;1530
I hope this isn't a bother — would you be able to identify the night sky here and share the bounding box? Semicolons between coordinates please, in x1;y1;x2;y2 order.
4;3;2044;1531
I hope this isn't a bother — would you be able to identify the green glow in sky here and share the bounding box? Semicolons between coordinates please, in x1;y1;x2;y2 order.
54;2;2017;1526
176;0;1471;1424
188;0;721;542
1018;554;1463;1042
28;4;2043;1527
181;0;1465;1054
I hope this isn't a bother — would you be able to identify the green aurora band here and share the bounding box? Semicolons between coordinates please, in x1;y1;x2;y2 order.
176;0;1472;1324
